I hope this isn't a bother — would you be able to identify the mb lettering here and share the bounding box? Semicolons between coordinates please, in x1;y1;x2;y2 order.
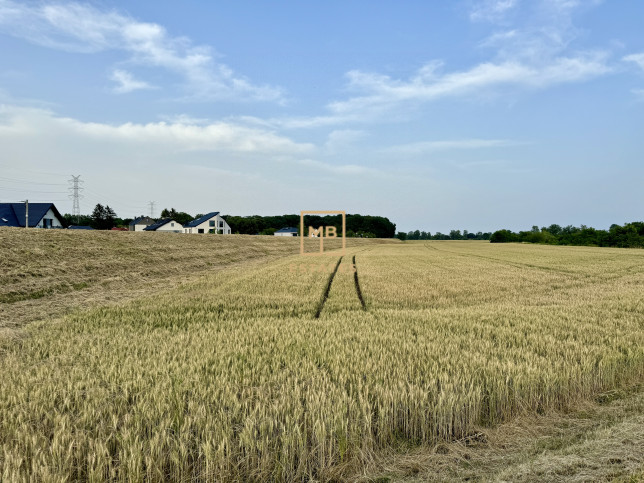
308;226;337;238
300;210;346;256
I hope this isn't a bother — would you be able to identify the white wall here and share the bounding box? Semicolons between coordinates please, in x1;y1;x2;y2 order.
133;224;149;231
155;220;183;233
274;232;297;236
187;214;231;234
36;208;64;228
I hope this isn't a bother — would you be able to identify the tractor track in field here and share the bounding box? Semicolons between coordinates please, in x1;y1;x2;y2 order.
314;256;343;318
353;255;367;311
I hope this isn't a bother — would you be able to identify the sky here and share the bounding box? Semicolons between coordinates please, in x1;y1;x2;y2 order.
0;0;643;233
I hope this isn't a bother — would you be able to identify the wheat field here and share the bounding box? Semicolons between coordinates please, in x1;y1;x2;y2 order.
1;237;643;481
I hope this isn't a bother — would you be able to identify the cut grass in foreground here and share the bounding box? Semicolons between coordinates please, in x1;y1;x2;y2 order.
0;228;389;331
0;241;643;480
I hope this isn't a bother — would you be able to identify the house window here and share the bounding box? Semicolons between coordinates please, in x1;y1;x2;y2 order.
209;220;215;227
209;229;215;234
198;228;204;234
219;221;224;228
171;222;174;227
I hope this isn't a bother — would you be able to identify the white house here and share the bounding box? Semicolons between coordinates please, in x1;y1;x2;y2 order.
129;216;155;231
143;218;183;233
0;203;65;228
183;212;231;234
274;227;298;236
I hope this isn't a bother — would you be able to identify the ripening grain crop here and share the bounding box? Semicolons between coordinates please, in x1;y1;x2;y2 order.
1;240;642;481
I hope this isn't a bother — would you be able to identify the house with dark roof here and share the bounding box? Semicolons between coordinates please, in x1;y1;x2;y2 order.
0;203;65;229
274;227;298;237
68;225;94;230
183;212;231;234
129;216;155;232
143;218;183;233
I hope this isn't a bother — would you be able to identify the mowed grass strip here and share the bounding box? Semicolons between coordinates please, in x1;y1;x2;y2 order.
0;242;643;481
0;229;392;330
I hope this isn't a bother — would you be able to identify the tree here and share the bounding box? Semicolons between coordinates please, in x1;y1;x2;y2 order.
396;232;407;241
105;206;117;229
545;224;562;236
490;229;517;243
63;213;92;227
90;204;106;229
90;204;117;230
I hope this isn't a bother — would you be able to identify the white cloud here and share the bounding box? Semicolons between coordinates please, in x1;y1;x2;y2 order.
327;53;610;116
623;53;644;71
110;69;154;94
386;139;520;155
470;0;519;23
0;0;284;102
295;0;610;125
0;105;312;154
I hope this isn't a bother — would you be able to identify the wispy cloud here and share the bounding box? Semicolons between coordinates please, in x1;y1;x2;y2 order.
0;0;284;102
0;105;311;154
270;0;611;128
386;139;521;155
327;53;610;116
110;69;155;94
623;53;644;71
470;0;518;23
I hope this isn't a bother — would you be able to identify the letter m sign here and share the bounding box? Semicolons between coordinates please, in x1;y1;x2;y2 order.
300;211;346;255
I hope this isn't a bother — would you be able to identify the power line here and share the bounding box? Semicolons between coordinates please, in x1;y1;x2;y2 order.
83;187;146;211
0;176;67;186
0;186;68;194
148;201;156;218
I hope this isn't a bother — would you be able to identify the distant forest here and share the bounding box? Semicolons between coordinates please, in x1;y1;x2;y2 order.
397;230;492;241
490;222;644;248
223;214;396;238
65;204;644;249
63;207;396;237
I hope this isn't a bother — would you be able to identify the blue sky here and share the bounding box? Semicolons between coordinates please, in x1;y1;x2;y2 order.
0;0;643;232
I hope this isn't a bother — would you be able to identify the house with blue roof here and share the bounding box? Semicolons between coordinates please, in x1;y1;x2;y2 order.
128;216;155;232
183;212;231;234
143;218;183;233
0;203;65;229
274;227;298;237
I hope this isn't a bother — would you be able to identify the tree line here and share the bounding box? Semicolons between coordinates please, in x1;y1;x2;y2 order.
64;206;397;237
397;230;492;241
223;214;397;238
65;204;643;249
490;222;644;248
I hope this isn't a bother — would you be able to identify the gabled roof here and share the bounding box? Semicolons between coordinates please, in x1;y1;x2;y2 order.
129;216;155;226
68;225;94;230
143;218;179;231
184;211;220;227
0;203;66;228
276;227;298;233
